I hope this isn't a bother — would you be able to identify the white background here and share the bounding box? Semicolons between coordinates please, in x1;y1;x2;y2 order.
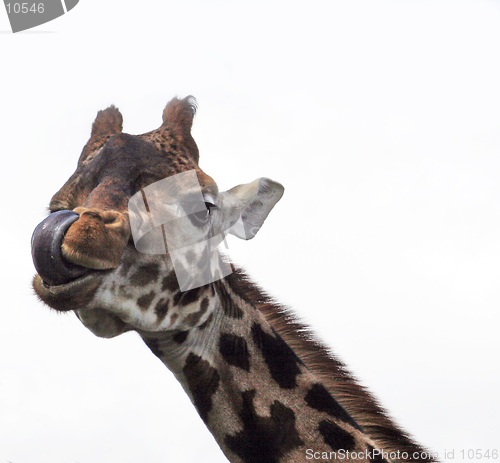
1;1;499;462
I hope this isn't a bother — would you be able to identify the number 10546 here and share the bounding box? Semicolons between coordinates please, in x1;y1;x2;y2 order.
460;449;498;459
6;3;45;14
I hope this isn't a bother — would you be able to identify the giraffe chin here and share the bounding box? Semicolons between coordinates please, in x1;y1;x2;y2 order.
32;270;108;312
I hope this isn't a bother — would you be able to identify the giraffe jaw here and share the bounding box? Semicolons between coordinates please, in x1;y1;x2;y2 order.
32;270;109;312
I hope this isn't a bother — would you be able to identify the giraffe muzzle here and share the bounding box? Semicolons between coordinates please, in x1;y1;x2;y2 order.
31;210;90;286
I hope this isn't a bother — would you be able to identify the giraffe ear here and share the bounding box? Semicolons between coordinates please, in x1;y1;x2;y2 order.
220;178;284;240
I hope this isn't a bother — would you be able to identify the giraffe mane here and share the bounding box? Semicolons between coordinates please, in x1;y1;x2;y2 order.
225;266;436;462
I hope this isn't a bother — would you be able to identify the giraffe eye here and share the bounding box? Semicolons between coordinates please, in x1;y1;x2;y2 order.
190;201;216;226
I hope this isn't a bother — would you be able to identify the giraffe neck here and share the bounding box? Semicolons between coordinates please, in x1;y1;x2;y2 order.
139;273;388;463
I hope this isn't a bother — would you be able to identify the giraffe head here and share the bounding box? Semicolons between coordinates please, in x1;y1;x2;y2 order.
32;97;284;336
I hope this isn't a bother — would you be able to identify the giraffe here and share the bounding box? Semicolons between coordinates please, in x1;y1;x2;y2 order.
31;97;437;463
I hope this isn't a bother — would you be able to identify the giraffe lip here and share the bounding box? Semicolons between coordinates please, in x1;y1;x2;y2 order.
32;270;109;312
35;269;103;294
39;268;106;290
31;210;91;286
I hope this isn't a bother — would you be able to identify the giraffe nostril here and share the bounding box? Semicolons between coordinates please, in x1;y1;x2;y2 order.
82;210;102;220
79;209;121;225
102;212;120;225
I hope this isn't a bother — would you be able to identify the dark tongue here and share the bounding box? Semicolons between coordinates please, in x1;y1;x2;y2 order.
31;210;89;286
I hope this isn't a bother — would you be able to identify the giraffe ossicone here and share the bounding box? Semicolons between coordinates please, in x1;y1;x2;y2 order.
31;96;438;463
